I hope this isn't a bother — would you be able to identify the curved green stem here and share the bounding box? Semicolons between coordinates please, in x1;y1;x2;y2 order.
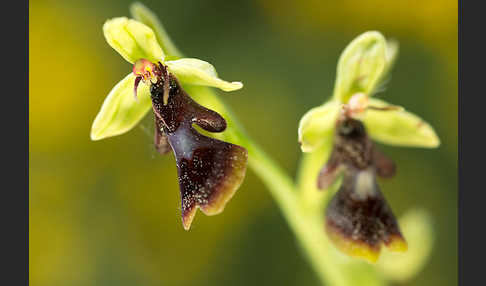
249;144;347;286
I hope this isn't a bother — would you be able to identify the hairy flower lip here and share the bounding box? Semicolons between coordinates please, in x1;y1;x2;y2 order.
325;168;407;263
320;116;405;262
174;129;248;230
147;62;248;230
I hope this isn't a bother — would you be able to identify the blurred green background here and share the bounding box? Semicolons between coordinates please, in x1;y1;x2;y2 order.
29;0;457;285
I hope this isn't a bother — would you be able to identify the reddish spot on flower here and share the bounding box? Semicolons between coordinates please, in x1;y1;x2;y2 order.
133;59;161;99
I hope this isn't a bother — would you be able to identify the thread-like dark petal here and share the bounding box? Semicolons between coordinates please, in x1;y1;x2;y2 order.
317;149;342;190
133;76;142;100
372;146;396;178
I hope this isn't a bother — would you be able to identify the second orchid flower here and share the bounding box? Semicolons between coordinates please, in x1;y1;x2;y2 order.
298;31;440;262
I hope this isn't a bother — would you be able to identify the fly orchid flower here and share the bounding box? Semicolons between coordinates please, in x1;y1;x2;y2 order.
298;31;440;262
91;8;247;230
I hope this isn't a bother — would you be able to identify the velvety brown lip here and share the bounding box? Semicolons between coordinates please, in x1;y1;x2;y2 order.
140;60;248;230
321;116;406;262
325;168;406;262
174;134;247;230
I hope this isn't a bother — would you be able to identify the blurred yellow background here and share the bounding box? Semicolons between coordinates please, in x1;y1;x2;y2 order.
29;0;457;285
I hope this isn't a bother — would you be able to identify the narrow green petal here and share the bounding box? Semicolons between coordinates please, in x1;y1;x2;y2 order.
103;17;164;63
130;2;182;59
377;209;434;282
364;98;440;148
165;58;243;91
298;100;340;152
333;31;389;103
91;73;152;141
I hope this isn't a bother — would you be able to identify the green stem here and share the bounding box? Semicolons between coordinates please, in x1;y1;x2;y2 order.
246;143;296;215
248;143;343;285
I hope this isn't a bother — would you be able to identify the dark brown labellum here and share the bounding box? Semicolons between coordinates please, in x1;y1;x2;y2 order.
137;60;248;230
320;116;406;262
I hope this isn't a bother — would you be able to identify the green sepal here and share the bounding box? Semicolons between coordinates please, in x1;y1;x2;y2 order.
298;100;340;152
103;17;165;64
129;2;182;59
333;31;394;103
91;73;152;140
364;98;440;148
166;58;243;92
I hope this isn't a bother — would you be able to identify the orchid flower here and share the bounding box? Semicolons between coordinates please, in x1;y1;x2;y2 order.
90;8;247;230
298;31;440;262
